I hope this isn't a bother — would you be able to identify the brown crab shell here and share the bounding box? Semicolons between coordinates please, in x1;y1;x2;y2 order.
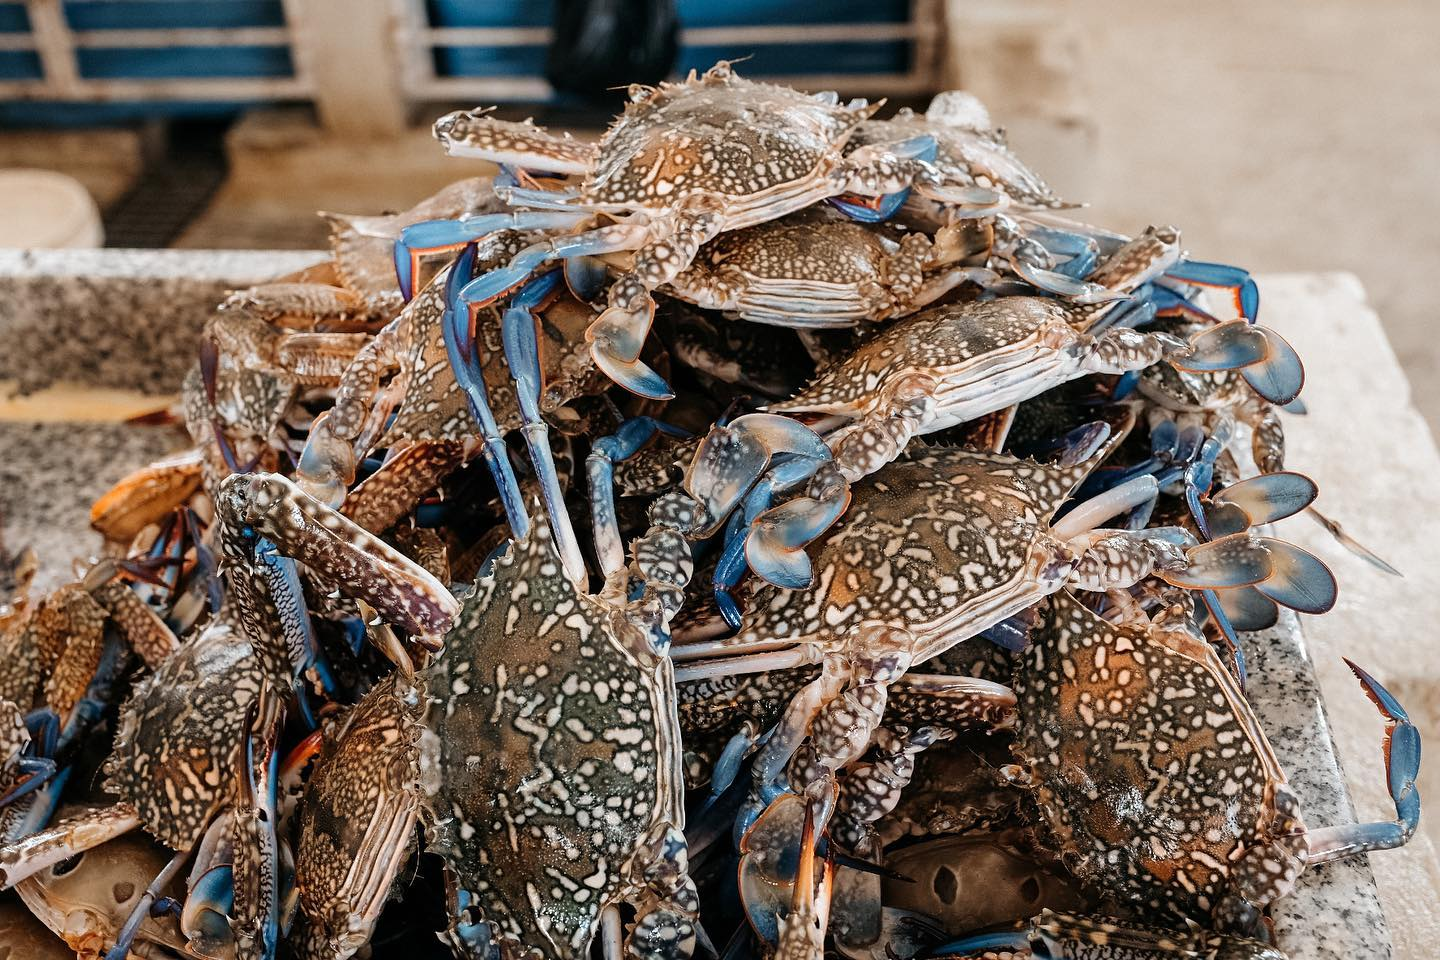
1012;589;1297;924
729;445;1098;663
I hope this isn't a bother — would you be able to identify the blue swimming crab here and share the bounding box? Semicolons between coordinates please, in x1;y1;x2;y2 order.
0;472;460;960
396;60;1001;400
710;228;1303;587
1000;589;1420;941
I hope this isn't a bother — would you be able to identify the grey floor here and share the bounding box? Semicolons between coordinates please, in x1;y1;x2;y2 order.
1037;1;1440;425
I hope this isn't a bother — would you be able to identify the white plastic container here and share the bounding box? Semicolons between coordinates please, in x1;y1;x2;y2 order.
0;169;104;248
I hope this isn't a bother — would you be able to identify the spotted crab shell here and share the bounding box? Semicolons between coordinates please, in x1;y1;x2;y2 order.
105;616;263;850
586;65;872;216
731;445;1094;661
426;516;681;960
767;297;1073;417
1013;589;1297;922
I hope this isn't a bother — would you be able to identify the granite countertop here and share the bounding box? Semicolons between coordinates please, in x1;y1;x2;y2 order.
1;253;1435;956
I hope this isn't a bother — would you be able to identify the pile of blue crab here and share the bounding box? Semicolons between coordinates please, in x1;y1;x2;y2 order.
0;62;1421;960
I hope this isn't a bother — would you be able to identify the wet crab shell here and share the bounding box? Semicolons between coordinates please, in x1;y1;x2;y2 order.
575;66;871;214
105;616;264;851
294;672;426;960
848;95;1069;210
436;63;873;220
426;517;682;960
729;445;1093;661
766;297;1078;418
1012;589;1299;923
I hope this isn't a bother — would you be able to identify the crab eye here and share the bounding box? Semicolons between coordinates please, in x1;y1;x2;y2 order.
50;853;83;877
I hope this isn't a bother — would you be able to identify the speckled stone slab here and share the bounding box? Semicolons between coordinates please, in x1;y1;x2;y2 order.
0;254;1398;956
1248;610;1391;958
0;420;190;591
0;248;326;396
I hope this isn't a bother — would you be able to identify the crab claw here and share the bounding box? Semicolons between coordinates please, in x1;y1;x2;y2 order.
1163;259;1261;321
738;781;836;950
1307;661;1421;864
686;415;831;537
747;467;851;590
1014;259;1127;304
217;473;461;638
587;298;673;400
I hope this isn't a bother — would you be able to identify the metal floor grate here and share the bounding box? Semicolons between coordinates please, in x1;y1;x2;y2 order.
102;120;229;248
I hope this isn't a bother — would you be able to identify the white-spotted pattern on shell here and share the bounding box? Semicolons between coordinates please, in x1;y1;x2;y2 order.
1013;590;1303;928
731;446;1089;655
427;516;682;960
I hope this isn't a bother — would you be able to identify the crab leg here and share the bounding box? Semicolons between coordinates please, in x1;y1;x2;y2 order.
441;243;533;542
101;845;192;960
0;804;143;888
217;472;461;639
1307;660;1422;864
393;210;589;300
230;695;284;960
1162;258;1261;322
587;417;691;578
501;269;589;587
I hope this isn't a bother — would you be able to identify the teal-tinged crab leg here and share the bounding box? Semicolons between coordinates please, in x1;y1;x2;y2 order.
1307;660;1421;863
103;846;192;960
500;269;588;587
441;243;532;543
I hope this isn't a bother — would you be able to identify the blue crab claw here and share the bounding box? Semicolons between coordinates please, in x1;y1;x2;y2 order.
685;415;830;536
738;792;807;947
829;188;911;223
1211;471;1319;527
1307;661;1421;864
1238;325;1305;405
1252;537;1338;613
1161;533;1275;590
182;864;236;953
1215;584;1281;632
1013;259;1128;304
1164;259;1260;321
587;299;673;399
218;472;462;637
738;782;834;949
